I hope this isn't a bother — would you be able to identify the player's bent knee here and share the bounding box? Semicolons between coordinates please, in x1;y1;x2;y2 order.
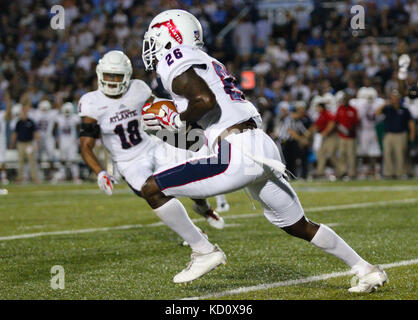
282;217;319;241
141;176;173;209
141;176;159;199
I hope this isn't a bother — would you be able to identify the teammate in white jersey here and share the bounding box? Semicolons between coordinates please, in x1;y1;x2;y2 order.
53;102;81;183
140;9;387;291
9;103;22;133
0;100;11;185
79;50;224;246
30;100;58;180
350;88;385;178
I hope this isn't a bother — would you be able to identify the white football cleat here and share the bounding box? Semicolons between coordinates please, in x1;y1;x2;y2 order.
349;265;388;293
205;210;225;229
193;204;225;229
173;244;226;284
216;202;230;212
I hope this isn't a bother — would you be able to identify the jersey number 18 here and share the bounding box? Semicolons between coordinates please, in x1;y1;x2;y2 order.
114;119;142;149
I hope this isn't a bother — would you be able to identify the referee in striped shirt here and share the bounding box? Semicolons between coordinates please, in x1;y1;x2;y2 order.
273;102;310;178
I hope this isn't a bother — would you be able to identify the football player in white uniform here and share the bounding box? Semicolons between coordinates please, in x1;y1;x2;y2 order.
0;98;11;185
79;50;225;250
140;9;387;291
350;88;385;178
30;100;58;180
54;102;81;183
9;103;22;133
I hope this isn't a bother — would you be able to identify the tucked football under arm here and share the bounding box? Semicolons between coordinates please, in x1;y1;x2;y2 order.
172;67;217;123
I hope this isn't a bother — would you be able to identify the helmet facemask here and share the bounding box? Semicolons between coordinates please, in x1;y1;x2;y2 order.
142;29;171;71
61;102;74;117
97;70;130;96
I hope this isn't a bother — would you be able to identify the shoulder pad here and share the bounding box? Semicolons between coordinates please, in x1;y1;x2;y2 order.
157;45;207;93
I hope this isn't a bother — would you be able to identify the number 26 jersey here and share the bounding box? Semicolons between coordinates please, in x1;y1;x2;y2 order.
78;79;154;162
157;45;261;152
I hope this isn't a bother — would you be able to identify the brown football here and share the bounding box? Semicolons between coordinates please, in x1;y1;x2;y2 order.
142;100;178;118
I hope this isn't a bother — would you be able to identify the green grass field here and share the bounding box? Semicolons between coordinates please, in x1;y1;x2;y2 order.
0;179;417;300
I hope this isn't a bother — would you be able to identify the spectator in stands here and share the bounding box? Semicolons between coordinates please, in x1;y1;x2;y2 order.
308;101;338;178
335;94;359;179
376;91;416;179
9;106;40;184
233;15;255;61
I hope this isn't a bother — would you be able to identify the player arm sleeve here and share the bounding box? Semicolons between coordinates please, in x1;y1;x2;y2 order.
78;96;99;120
79;121;100;139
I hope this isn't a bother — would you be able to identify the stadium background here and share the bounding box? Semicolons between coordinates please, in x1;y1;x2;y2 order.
0;0;417;183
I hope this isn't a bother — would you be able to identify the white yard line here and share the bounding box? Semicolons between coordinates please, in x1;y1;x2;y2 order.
0;198;416;241
294;185;418;192
181;258;418;300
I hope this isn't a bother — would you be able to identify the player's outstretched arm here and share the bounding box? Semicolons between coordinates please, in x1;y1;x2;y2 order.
172;67;217;123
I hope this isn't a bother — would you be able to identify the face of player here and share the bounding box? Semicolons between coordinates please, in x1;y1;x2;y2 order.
103;73;124;89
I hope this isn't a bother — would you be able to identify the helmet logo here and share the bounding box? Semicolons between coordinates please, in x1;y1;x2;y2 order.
194;30;200;41
151;19;183;44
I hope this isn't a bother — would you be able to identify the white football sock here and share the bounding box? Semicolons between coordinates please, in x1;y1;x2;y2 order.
216;194;227;206
71;163;80;180
153;198;214;254
310;224;373;276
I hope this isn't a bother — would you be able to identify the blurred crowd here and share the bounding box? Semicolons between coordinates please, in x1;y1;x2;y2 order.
0;0;417;184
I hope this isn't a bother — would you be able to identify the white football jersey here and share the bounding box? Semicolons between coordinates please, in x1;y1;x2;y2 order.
9;118;17;133
350;97;385;130
156;45;260;152
56;114;80;147
78;79;153;162
404;97;418;120
30;108;58;138
0;110;6;149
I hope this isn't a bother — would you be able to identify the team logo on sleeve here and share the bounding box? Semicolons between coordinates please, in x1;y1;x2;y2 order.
151;19;183;44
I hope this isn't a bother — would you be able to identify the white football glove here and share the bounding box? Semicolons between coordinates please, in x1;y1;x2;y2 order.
398;54;410;80
97;170;116;196
156;104;185;131
142;113;163;132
